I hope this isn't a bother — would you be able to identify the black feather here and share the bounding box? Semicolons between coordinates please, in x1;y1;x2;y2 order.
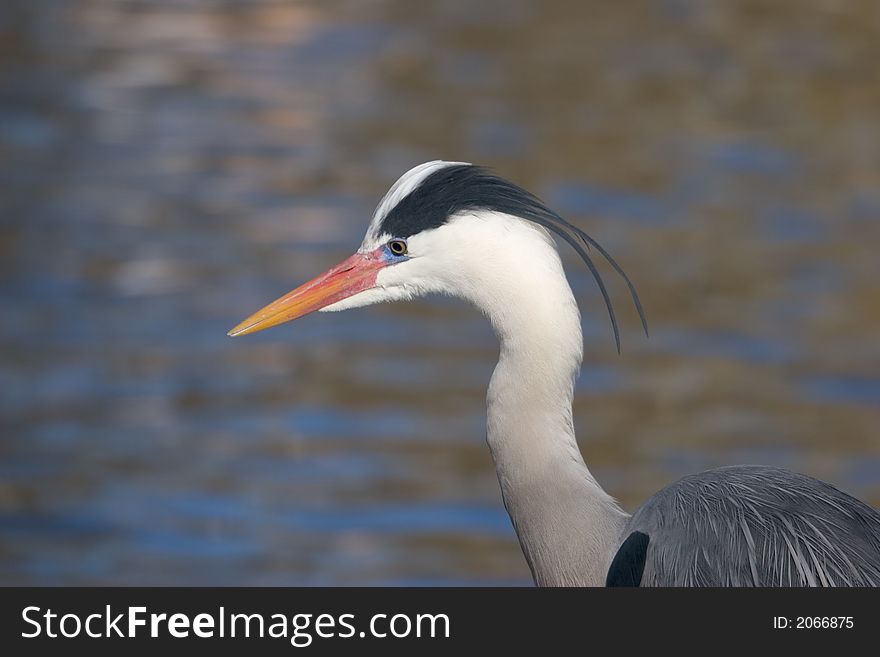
606;531;650;587
379;165;648;350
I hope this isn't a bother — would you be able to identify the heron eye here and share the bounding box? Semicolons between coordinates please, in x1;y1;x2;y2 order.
388;239;408;256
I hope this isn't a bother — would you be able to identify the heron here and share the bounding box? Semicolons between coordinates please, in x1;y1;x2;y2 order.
229;161;880;586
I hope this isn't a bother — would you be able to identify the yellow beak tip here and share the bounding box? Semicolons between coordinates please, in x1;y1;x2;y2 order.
227;323;252;337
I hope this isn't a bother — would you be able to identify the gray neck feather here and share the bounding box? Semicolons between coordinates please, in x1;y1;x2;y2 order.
480;246;629;586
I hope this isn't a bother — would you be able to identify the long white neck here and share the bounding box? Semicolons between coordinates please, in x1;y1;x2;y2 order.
464;218;629;586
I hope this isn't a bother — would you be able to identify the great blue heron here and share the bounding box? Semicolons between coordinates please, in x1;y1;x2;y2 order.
229;161;880;586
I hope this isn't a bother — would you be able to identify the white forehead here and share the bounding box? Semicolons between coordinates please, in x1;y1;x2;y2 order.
361;160;470;250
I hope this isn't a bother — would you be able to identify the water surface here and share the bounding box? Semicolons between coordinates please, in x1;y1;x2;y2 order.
1;0;878;585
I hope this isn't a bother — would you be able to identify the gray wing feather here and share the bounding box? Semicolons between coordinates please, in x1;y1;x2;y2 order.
622;465;880;586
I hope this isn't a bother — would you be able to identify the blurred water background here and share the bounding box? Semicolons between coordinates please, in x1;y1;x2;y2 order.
1;0;878;585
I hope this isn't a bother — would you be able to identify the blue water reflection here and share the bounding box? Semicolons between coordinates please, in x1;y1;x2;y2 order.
1;0;878;585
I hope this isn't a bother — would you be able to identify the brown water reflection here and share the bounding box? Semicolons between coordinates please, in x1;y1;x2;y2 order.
0;0;878;585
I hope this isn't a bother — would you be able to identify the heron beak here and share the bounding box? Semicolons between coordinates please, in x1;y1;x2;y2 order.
228;250;387;337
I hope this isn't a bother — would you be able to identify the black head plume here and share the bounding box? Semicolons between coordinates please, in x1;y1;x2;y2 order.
379;164;648;352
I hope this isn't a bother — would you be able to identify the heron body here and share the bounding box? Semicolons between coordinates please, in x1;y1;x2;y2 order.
618;465;880;586
230;160;880;586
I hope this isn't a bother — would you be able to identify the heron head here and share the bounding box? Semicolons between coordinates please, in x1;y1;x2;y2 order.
228;161;645;348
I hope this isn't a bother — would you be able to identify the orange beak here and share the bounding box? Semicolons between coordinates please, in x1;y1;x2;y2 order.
228;250;388;337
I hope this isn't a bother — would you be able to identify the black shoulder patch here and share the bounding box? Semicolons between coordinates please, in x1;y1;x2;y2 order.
379;164;554;239
606;531;650;587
